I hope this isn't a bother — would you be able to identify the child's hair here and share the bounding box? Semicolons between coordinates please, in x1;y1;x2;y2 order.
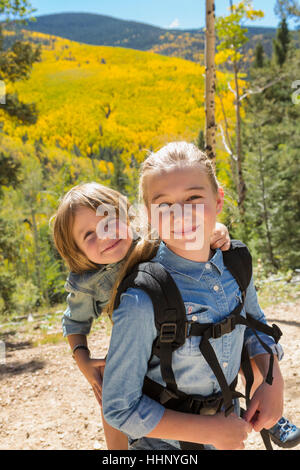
50;181;159;320
106;141;219;319
138;141;219;208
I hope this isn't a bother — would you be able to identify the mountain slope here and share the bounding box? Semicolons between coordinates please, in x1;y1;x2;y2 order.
18;12;280;60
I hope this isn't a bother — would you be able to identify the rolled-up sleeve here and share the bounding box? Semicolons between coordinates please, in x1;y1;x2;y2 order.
102;287;165;439
62;290;96;337
244;276;284;360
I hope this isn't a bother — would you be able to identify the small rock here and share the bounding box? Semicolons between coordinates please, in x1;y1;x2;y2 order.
93;441;101;450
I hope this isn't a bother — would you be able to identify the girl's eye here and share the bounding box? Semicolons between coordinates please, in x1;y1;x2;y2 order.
187;195;202;201
158;202;171;209
85;231;95;241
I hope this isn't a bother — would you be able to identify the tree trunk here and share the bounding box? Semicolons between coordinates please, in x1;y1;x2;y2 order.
257;134;278;269
205;0;216;166
233;61;246;215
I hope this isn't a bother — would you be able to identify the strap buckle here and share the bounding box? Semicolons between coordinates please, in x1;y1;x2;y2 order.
159;387;179;405
160;322;177;343
212;315;235;339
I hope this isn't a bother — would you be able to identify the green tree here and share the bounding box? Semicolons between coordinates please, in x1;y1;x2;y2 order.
253;41;265;68
0;0;41;124
273;17;290;66
216;0;264;217
243;36;300;270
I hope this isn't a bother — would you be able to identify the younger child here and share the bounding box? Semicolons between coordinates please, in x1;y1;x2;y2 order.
102;142;285;450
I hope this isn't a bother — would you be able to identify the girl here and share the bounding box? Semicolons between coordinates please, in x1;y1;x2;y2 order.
102;142;285;450
51;181;231;450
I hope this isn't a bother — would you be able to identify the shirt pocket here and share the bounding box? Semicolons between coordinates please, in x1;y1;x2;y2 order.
177;301;215;356
93;299;103;318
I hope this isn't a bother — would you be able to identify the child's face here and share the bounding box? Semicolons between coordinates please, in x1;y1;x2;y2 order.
72;206;133;265
146;166;224;258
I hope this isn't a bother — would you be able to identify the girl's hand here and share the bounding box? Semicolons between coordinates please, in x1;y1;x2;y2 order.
210;222;230;251
208;412;252;450
76;354;106;406
243;379;284;432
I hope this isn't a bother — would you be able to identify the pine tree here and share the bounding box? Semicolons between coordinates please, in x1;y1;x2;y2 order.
243;39;300;270
254;41;265;68
273;17;290;66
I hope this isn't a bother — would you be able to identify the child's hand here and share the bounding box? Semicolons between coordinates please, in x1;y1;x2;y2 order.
209;412;252;450
210;222;230;251
243;378;284;432
77;355;106;406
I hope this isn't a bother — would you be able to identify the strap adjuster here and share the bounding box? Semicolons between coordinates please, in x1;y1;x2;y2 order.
224;403;234;417
160;322;177;343
212;315;235;339
159;387;178;405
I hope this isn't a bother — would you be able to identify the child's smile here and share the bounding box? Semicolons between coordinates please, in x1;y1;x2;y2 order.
146;166;224;261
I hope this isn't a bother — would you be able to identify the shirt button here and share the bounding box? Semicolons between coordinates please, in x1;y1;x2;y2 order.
205;263;211;269
223;362;228;368
213;285;219;292
192;315;197;322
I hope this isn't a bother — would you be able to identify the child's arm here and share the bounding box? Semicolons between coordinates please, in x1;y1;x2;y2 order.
242;274;284;432
102;290;252;450
100;408;128;450
210;222;230;251
146;408;252;450
68;334;128;450
68;334;104;405
243;354;284;432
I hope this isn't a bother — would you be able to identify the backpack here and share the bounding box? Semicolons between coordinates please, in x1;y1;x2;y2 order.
113;240;282;450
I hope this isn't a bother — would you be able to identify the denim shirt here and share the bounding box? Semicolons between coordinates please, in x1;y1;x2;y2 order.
102;241;283;448
61;238;140;337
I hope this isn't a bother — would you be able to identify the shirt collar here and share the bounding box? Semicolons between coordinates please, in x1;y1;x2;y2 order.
153;240;224;281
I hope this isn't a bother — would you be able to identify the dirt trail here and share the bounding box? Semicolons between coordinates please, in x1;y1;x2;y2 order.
1;301;300;450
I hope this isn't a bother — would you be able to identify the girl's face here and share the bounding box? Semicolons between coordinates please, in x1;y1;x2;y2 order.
72;206;133;265
146;166;224;260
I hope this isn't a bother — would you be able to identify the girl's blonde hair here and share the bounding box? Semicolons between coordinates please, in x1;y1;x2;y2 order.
106;141;219;319
138;141;219;207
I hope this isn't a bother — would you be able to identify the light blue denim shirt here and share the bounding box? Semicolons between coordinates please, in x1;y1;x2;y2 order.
61;238;140;337
102;240;283;449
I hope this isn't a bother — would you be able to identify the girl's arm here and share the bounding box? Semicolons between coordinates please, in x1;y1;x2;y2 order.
68;334;128;450
146;408;251;450
102;289;252;450
242;275;284;431
243;354;284;432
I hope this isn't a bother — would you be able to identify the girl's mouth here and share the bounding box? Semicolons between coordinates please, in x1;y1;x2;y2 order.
102;239;122;253
172;225;200;236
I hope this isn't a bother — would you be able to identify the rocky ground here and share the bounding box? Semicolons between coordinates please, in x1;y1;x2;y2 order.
0;300;299;451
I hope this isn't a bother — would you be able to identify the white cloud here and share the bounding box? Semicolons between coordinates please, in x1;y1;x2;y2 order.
168;18;180;29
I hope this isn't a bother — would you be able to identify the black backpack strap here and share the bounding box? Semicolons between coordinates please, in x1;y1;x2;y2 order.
222;240;252;297
114;261;187;400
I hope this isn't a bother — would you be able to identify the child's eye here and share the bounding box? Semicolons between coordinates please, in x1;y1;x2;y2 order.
187;195;202;201
84;231;95;241
158;202;171;209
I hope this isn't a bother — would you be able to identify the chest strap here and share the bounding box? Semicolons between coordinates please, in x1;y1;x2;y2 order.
155;299;282;416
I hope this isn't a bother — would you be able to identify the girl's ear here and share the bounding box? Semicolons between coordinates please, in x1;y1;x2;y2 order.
216;187;224;214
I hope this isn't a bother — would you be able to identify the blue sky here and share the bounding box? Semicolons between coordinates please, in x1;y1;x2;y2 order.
27;0;286;29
